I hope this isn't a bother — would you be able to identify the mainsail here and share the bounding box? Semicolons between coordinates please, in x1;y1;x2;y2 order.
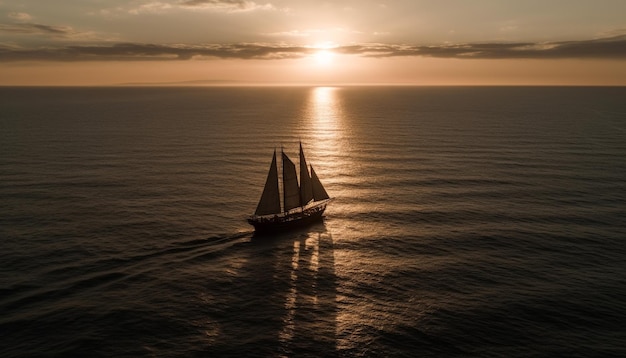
255;150;281;215
282;151;300;212
299;143;314;206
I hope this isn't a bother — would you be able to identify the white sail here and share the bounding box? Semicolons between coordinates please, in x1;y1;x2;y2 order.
310;165;330;201
255;150;281;216
282;151;300;211
299;143;314;206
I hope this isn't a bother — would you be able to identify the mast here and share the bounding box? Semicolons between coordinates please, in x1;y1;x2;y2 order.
299;142;314;206
282;150;300;212
310;165;330;201
255;150;281;216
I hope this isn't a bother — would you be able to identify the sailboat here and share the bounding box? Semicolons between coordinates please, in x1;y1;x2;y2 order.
248;143;331;233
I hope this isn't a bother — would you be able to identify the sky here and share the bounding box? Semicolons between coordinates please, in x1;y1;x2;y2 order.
0;0;625;85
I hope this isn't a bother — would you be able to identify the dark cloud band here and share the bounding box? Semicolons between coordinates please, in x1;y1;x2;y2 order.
0;23;76;36
0;35;624;62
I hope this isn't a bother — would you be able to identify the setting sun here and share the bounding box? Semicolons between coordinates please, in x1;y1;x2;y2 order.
313;50;335;66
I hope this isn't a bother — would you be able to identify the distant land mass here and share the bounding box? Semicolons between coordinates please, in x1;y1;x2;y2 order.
117;79;376;87
118;79;245;86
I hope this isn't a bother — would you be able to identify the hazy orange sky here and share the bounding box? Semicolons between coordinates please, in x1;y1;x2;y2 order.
1;0;625;85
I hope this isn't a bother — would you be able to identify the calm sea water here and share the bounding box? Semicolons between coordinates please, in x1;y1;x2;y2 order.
1;86;625;357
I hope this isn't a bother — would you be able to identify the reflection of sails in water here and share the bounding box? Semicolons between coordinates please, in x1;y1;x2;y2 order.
248;143;331;233
279;230;338;355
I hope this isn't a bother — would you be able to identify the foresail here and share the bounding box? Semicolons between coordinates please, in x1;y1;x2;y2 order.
255;150;281;216
282;151;301;211
299;143;314;206
310;165;330;201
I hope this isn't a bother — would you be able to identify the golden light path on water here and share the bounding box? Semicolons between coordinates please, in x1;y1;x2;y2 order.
278;87;425;353
301;86;356;208
277;87;381;352
298;87;432;352
277;87;346;349
304;86;345;160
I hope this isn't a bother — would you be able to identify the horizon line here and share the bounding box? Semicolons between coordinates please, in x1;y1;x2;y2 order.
2;83;625;88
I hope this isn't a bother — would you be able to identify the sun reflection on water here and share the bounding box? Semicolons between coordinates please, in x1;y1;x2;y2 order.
300;87;362;353
300;86;355;193
303;87;344;157
301;87;365;223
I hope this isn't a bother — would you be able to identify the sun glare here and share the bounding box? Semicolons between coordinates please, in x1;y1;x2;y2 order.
313;50;334;66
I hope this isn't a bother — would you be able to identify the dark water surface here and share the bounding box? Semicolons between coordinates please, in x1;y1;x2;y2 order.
1;86;625;357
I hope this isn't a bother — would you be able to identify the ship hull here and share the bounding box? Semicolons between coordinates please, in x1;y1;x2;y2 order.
248;202;327;234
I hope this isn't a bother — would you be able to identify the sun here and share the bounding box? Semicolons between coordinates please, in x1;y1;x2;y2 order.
313;50;335;66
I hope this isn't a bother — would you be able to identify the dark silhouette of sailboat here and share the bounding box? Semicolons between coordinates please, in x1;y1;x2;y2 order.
248;143;331;233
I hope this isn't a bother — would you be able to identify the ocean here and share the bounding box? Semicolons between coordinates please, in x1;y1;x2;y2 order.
1;86;625;357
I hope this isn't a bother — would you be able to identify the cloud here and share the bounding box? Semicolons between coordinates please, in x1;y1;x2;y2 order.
0;23;77;37
263;27;362;38
347;35;626;60
596;28;626;38
127;2;174;14
0;35;624;62
118;0;275;14
8;12;33;21
263;29;319;38
0;42;310;61
0;21;105;41
179;0;274;12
